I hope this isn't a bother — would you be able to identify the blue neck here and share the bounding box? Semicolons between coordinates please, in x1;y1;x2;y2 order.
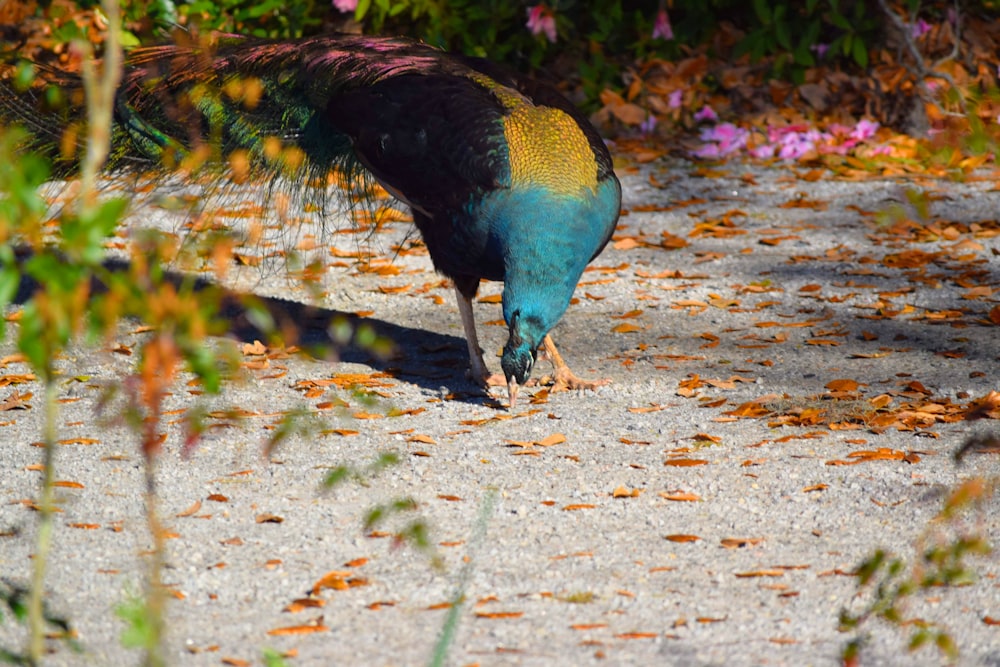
480;178;620;350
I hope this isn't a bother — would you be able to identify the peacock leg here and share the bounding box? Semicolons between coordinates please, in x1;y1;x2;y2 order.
454;285;506;388
541;334;610;393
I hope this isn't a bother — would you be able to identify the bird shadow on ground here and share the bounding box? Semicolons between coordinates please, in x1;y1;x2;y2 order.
219;289;496;402
7;248;498;404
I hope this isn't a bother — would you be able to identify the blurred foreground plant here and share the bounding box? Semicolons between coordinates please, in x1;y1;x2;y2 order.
839;475;996;665
0;2;248;663
0;0;123;655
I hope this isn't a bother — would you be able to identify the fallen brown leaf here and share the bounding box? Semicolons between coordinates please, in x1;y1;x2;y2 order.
475;611;524;619
659;491;701;502
720;537;764;549
266;622;329;636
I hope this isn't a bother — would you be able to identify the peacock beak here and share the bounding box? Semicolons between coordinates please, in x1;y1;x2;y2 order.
507;377;519;408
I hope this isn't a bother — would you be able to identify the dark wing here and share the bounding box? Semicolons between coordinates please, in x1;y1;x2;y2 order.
322;73;511;217
112;34;506;180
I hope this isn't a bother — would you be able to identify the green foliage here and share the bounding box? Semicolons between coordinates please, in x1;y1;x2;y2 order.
341;0;886;101
115;589;160;653
323;451;401;488
117;0;323;39
324;451;438;561
264;405;325;456
261;648;290;667
732;0;879;83
428;489;496;667
15;0;899;109
0;580;80;665
839;478;995;663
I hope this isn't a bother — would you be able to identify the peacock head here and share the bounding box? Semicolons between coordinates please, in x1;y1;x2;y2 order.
501;310;545;407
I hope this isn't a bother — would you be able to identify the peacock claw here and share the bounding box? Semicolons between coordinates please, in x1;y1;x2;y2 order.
549;367;611;394
540;334;609;394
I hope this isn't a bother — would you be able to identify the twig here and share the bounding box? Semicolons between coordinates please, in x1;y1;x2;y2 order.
874;0;968;119
26;379;59;665
78;0;123;207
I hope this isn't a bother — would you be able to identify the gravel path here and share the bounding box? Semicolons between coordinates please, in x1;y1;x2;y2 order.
1;159;999;666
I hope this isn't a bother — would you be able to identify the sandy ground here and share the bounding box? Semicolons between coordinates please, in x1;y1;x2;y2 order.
1;158;999;666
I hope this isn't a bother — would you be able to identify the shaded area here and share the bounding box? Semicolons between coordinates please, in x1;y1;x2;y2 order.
5;246;494;401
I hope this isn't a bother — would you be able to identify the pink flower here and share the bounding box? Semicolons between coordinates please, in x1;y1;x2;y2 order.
912;18;932;38
333;0;357;12
652;9;673;41
692;143;721;159
527;5;558;43
668;90;683;109
703;123;748;153
851;119;879;141
694;105;718;122
750;143;777;159
810;43;829;58
775;129;825;159
778;137;814;160
692;123;748;159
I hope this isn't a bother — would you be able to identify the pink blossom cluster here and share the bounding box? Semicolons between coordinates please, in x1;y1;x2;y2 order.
526;5;674;44
691;116;887;161
527;5;557;43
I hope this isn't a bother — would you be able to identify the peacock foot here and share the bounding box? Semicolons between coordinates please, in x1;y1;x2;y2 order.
539;334;610;394
545;366;611;394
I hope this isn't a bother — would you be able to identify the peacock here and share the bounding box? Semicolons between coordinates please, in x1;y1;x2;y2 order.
1;33;622;406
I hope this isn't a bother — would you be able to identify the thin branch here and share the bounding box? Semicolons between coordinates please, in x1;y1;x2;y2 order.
875;0;968;118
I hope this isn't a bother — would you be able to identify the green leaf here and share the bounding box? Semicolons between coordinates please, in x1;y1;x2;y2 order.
841;33;853;56
934;631;958;659
262;648;289;667
17;304;49;378
116;593;156;651
373;451;400;470
851;37;868;68
14;61;35;91
752;0;771;23
323;466;350;488
0;246;19;308
185;344;221;393
829;11;852;31
774;19;792;51
793;42;816;67
364;505;385;528
119;30;141;48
